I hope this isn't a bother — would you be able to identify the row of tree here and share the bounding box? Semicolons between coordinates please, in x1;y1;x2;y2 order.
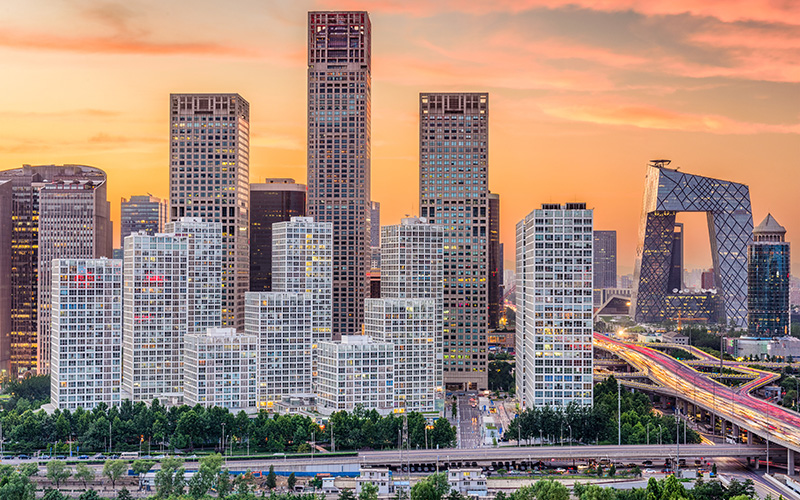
504;377;701;445
0;394;455;453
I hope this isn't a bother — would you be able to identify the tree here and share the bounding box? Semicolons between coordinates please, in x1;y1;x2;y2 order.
103;459;128;490
447;491;466;500
216;470;233;498
660;474;686;500
608;464;616;477
46;460;72;489
117;488;133;500
18;463;38;477
154;457;185;498
597;466;604;478
725;480;755;500
78;491;102;500
632;466;642;478
360;481;379;500
577;484;615;500
188;453;223;499
711;464;717;476
74;463;96;490
451;401;457;419
288;472;297;491
42;489;66;500
309;476;323;490
340;489;357;500
0;471;36;500
266;464;277;490
410;480;439;500
532;479;570;500
131;459;156;476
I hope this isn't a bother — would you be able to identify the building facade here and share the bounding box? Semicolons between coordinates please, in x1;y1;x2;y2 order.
0;165;110;377
632;162;752;326
271;217;333;343
370;201;381;272
37;178;112;373
488;193;501;331
592;230;617;307
307;11;372;337
380;217;444;401
244;292;314;408
249;179;306;292
516;203;594;408
169;93;250;330
365;298;438;413
316;335;394;415
419;92;490;391
184;328;258;410
50;258;122;410
120;195;167;247
0;181;11;377
748;214;790;336
122;219;222;403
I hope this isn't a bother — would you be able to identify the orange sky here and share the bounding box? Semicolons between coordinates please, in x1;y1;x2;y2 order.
0;0;798;276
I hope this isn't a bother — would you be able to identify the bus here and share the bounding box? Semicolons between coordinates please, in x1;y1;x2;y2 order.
120;452;139;460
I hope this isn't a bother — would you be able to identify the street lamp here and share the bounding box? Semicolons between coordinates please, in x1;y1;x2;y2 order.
539;429;543;446
658;425;662;445
221;422;226;457
646;423;651;445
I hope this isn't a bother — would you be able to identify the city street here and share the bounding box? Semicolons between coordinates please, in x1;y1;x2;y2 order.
457;394;483;449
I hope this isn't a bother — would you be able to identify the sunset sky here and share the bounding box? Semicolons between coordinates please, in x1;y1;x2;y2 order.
1;0;798;276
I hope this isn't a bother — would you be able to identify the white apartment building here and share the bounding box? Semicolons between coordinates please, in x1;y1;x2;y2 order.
122;218;222;403
516;203;594;408
316;335;394;416
245;292;314;409
184;328;258;411
380;217;444;402
50;258;122;410
271;216;333;343
365;298;437;413
357;468;394;497
169;93;250;330
447;469;488;497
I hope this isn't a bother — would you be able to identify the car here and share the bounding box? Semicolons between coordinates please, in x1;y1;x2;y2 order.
78;455;89;460
40;455;51;460
56;456;66;460
644;469;656;474
110;455;120;459
17;455;29;460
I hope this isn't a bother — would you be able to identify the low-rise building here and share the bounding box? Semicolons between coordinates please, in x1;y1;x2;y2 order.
662;331;689;345
357;468;394;497
183;328;258;411
447;468;488;497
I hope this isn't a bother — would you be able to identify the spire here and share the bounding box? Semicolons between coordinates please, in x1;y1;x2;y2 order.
753;213;786;242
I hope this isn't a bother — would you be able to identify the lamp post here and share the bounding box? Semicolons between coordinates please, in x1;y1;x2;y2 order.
221;422;226;457
618;381;621;446
658;425;662;445
646;423;651;445
539;429;543;446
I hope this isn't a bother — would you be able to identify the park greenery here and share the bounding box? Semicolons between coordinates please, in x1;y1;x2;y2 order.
0;377;455;453
505;377;701;445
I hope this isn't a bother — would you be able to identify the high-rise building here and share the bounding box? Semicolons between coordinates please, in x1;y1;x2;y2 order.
748;214;790;336
169;93;250;330
0;181;11;378
120;195;167;247
516;203;594;409
249;179;306;292
592;230;617;306
245;292;314;408
122;218;222;404
701;269;716;289
632;161;752;326
272;217;333;343
50;258;122;410
38;177;112;373
307;11;372;337
0;165;109;377
365;298;438;413
316;335;394;416
419;92;489;391
184;327;258;411
370;201;381;271
380;217;444;400
488;192;501;330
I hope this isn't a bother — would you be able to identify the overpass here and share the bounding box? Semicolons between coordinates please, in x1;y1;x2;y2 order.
594;334;800;474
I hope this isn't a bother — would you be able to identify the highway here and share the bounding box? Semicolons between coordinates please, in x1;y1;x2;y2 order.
594;334;800;453
457;395;482;449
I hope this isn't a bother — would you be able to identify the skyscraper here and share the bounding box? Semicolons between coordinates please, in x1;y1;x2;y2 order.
50;258;122;410
122;218;222;404
419;92;489;391
748;214;790;336
169;93;250;330
516;203;594;409
307;11;372;337
38;177;112;373
249;179;306;292
488;192;501;330
120;195;167;247
0;165;109;377
592;230;617;306
0;180;12;378
370;201;381;271
380;217;444;399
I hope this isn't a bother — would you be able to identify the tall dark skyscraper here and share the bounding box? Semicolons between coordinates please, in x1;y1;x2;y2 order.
307;11;372;337
419;92;489;391
488;192;501;330
593;230;617;291
120;195;167;246
249;179;306;292
369;200;380;271
169;93;250;330
0;165;110;377
748;214;790;336
0;181;11;378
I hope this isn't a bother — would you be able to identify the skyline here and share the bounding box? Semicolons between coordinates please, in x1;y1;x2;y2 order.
0;1;798;275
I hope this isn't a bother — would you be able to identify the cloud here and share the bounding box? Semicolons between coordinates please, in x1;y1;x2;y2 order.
0;28;258;57
538;97;800;134
0;109;121;119
88;133;160;144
